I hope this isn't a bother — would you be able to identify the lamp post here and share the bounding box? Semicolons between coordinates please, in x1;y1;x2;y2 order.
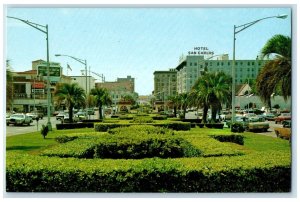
55;54;88;107
7;16;52;130
231;14;287;123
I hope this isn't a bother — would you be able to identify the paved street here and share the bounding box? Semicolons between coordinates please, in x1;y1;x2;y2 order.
6;111;284;138
6;113;99;136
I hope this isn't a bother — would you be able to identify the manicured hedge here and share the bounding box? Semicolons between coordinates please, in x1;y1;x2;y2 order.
182;119;202;123
6;152;291;192
81;119;103;123
94;135;202;159
129;116;154;123
212;134;244;145
56;123;94;130
205;123;224;129
94;122;191;132
152;115;167;120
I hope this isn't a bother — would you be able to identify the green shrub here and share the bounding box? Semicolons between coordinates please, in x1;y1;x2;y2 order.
41;138;98;158
6;152;291;192
152;115;167;120
55;135;78;143
94;134;201;159
94;122;191;132
129;116;154;123
40;125;49;139
108;125;174;136
231;122;245;133
212;134;244;145
56;123;94;130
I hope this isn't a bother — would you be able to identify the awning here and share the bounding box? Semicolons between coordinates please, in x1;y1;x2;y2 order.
32;82;45;89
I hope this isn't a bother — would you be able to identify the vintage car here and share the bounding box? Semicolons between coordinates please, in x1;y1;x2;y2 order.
275;113;291;124
244;116;269;132
7;113;33;126
75;111;88;121
263;112;276;121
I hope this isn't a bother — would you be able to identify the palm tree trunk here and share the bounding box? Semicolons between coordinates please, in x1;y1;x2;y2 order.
69;104;73;123
99;105;103;120
211;106;218;123
173;106;177;117
202;104;208;124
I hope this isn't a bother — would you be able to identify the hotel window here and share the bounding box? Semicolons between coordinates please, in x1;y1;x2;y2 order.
221;62;223;66
240;68;242;72
252;62;255;65
228;62;231;65
217;62;219;66
210;62;212;66
248;62;250;66
235;62;238;65
252;68;255;72
194;62;197;66
240;62;243;65
247;68;250;71
190;62;193;66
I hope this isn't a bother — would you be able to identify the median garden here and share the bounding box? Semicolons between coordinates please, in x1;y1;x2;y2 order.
6;116;291;192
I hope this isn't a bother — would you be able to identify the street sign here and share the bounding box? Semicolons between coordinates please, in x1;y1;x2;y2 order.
38;65;61;77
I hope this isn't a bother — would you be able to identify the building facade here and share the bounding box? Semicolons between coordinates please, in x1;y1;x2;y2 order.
70;76;96;94
95;75;136;106
175;54;267;93
153;69;177;101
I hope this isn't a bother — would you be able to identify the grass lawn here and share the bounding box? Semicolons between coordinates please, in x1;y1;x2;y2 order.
6;125;291;192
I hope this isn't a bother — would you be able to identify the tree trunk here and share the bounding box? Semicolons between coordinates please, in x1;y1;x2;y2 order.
99;105;103;120
173;106;177;117
69;104;73;123
211;106;218;123
202;104;208;124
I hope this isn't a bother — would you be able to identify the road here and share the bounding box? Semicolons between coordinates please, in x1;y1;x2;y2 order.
184;111;283;138
6;111;284;138
6;114;98;137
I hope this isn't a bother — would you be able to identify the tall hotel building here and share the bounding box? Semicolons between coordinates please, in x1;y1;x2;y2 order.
153;69;177;101
175;54;267;93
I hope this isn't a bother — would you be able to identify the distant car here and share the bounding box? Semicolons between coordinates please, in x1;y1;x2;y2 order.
26;112;38;120
56;112;66;120
275;113;291;124
86;108;95;115
7;113;33;126
62;113;79;123
263;112;276;121
75;111;88;121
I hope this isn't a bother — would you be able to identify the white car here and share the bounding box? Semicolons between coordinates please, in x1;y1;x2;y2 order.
7;113;33;126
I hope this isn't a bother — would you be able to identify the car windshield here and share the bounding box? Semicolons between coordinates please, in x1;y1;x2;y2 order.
11;114;24;119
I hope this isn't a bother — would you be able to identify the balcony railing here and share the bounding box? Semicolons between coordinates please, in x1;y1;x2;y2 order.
13;93;47;99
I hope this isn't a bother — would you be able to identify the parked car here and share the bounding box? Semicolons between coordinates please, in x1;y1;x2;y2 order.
56;112;66;120
275;113;291;124
75;111;88;121
86;108;95;115
7;113;33;126
263;112;276;121
26;112;38;120
62;113;79;123
245;116;269;132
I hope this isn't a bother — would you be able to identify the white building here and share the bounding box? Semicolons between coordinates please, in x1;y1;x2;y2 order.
175;54;267;94
70;76;96;94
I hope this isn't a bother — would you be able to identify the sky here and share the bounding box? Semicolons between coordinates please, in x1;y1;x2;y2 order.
5;6;292;95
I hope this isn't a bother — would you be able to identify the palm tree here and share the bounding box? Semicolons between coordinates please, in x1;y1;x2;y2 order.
256;34;291;108
90;87;112;119
167;94;181;117
178;93;190;119
192;71;231;123
54;83;86;123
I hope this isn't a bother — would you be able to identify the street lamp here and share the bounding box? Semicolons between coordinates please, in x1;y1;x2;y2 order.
231;14;287;123
7;16;52;130
55;54;88;105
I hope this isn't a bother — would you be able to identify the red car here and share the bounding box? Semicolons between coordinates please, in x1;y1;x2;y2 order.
275;113;291;124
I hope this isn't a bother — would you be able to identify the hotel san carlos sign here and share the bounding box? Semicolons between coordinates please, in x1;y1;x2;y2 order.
188;47;214;55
